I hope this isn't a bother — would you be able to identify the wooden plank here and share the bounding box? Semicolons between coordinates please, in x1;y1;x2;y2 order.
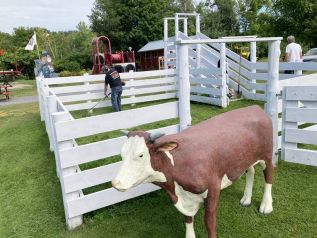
285;129;317;145
278;99;283;113
279;74;317;89
190;76;222;86
250;62;268;70
67;184;160;218
119;69;176;79
56;102;179;141
64;162;122;193
280;62;317;71
285;86;317;101
190;85;222;96
190;68;221;76
65;92;177;111
285;108;317;123
284;148;317;166
59;124;179;168
52;83;103;94
190;95;222;106
45;74;105;85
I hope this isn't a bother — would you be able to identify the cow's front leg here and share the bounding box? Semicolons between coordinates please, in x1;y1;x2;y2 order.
240;166;255;206
204;185;220;238
185;216;195;238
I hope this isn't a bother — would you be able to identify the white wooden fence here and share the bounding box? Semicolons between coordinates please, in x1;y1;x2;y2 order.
37;69;192;230
282;85;317;166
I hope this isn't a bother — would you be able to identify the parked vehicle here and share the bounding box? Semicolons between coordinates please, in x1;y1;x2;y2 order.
303;48;317;62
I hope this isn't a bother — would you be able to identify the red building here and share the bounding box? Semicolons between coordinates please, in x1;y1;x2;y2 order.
138;40;164;71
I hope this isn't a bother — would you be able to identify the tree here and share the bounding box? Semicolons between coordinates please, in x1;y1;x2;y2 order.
269;0;317;48
238;0;271;35
89;0;174;51
200;0;239;38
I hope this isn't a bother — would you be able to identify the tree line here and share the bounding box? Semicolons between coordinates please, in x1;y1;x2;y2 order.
0;0;316;79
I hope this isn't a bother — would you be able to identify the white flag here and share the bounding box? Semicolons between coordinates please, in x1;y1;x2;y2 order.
25;32;37;51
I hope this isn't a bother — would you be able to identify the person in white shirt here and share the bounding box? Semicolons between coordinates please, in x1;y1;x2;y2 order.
284;35;303;74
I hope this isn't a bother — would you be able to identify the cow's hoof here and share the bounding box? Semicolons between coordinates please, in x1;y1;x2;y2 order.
259;201;273;214
240;195;251;207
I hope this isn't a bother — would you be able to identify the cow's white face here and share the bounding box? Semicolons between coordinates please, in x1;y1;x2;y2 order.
112;135;167;191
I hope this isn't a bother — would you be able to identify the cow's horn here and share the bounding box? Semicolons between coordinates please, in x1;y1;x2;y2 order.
120;130;130;136
150;132;165;142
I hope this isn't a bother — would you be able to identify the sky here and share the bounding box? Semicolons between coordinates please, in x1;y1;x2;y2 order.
0;0;95;34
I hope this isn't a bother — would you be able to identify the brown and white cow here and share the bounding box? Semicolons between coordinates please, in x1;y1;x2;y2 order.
112;105;274;238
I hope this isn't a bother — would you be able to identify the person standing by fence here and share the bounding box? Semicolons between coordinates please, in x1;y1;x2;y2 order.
284;35;303;74
104;66;125;112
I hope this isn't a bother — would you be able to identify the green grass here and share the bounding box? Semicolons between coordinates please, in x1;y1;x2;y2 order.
0;100;317;238
2;79;37;98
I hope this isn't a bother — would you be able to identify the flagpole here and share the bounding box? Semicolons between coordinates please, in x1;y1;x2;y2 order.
35;31;40;60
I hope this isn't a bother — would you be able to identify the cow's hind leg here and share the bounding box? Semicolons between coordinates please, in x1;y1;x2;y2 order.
240;166;255;206
185;216;195;238
259;160;273;214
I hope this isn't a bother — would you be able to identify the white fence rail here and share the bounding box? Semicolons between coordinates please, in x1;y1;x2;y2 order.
282;86;317;166
37;69;186;230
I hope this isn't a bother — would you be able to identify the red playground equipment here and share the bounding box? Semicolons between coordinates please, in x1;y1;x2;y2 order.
91;36;136;74
0;64;20;101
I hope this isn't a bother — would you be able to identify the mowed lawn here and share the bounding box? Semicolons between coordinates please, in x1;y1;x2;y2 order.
0;100;317;238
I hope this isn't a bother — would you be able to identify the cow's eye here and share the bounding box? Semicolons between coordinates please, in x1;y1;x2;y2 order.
139;154;144;158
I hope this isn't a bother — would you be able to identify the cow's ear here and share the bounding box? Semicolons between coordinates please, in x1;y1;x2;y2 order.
156;142;178;152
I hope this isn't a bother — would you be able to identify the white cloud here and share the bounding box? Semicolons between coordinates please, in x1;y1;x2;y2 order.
0;0;95;33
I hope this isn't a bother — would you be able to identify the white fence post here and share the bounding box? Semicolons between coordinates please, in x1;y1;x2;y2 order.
52;112;83;230
266;40;281;165
84;73;92;114
250;41;257;94
178;44;191;131
164;18;168;70
47;95;60;177
220;43;227;108
36;76;45;121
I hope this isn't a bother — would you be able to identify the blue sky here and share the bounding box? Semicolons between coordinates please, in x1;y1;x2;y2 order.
0;0;95;33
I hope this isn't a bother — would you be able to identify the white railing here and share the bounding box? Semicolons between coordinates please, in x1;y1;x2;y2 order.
37;69;183;230
282;85;317;166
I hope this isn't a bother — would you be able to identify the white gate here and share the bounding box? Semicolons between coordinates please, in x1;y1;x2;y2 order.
281;86;317;166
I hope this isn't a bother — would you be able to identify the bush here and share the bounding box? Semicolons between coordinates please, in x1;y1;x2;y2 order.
58;70;88;77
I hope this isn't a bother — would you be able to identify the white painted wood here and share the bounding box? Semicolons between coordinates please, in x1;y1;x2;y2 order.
52;112;83;229
178;44;191;131
190;68;221;76
250;41;257;94
220;43;227;107
285;129;317;145
45;74;104;85
284;148;317;166
56;102;179;141
279;62;317;71
176;37;283;45
52;83;103;95
190;76;222;86
190;85;222;96
67;184;160;218
190;95;223;106
279;74;317;90
285;86;317;101
64;162;122;193
281;92;298;160
266;40;281;165
65;93;177;111
120;69;176;79
59;125;179;169
285;108;317;123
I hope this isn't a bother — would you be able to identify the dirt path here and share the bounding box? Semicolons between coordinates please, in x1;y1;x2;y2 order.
0;95;38;106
